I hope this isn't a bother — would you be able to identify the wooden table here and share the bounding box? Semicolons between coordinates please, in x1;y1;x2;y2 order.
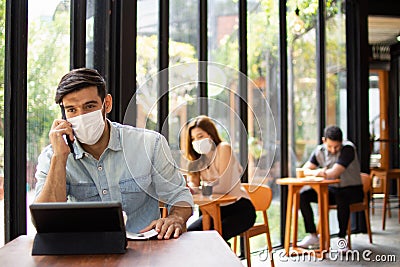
276;177;340;256
370;168;400;230
192;194;237;235
0;231;242;267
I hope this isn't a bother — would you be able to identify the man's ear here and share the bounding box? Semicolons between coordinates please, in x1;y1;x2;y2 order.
105;94;113;114
322;137;326;143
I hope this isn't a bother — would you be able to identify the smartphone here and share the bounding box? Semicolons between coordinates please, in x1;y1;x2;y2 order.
60;105;75;156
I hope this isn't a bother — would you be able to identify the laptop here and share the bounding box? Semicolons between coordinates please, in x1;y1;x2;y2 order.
29;201;127;255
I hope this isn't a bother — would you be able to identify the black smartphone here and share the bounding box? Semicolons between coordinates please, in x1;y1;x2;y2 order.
60;105;75;156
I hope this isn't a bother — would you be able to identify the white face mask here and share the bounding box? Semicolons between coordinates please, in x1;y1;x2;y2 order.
192;138;213;154
68;109;105;145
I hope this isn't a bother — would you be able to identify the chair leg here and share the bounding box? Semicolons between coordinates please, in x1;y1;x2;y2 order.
243;234;251;267
233;236;238;254
265;217;275;267
371;196;375;215
347;220;352;250
365;209;373;244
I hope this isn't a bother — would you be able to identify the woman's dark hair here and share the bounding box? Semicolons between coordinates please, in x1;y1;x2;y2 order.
185;115;223;162
324;125;343;141
55;68;107;104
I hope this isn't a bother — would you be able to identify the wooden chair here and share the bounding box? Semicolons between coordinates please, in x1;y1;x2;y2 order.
369;168;400;230
327;173;373;249
233;183;274;267
370;168;387;216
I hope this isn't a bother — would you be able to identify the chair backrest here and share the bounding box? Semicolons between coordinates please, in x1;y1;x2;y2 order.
370;169;386;194
242;183;272;211
360;173;372;204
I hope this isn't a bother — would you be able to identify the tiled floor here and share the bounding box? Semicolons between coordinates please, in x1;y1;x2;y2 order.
1;192;399;267
242;205;400;267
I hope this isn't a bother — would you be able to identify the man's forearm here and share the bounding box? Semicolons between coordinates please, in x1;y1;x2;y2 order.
35;155;68;203
324;164;346;179
168;201;193;230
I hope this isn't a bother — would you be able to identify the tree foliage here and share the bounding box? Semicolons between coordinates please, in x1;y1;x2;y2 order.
26;3;70;167
0;0;344;181
136;34;197;130
210;0;342;165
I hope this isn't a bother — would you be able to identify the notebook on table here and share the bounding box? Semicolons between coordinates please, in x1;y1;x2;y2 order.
29;201;127;255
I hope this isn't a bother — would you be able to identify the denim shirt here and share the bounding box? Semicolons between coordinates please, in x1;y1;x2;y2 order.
35;121;194;233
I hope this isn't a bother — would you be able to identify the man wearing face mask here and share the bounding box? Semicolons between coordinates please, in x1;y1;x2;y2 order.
34;68;193;240
184;115;256;242
297;125;363;252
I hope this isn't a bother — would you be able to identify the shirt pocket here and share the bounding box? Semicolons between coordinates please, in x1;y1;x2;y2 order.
119;176;151;214
68;182;101;202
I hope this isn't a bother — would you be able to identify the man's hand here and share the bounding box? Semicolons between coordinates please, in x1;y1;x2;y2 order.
140;203;192;239
315;167;328;178
49;119;74;158
35;119;73;203
140;214;186;239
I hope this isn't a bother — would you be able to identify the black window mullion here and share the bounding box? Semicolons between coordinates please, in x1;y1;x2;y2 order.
346;0;369;234
109;0;120;122
389;44;400;168
158;0;169;138
198;0;208;115
279;0;289;247
118;0;136;124
346;0;369;173
108;0;136;124
92;0;109;78
4;0;28;243
238;0;248;183
317;0;326;139
70;0;86;69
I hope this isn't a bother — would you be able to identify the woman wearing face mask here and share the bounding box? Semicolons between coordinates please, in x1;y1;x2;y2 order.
185;115;256;241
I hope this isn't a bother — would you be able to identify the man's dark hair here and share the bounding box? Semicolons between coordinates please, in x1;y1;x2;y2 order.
55;68;107;104
324;125;343;141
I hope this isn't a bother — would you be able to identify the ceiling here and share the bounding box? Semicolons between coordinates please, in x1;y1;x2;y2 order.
368;16;400;45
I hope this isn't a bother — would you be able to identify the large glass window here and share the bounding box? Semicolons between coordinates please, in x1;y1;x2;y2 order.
326;0;347;134
324;0;347;237
287;0;346;240
208;0;239;164
25;0;71;240
246;0;281;249
0;0;351;251
207;0;239;163
287;0;318;178
286;0;327;240
168;0;198;166
136;0;159;130
134;1;282;252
